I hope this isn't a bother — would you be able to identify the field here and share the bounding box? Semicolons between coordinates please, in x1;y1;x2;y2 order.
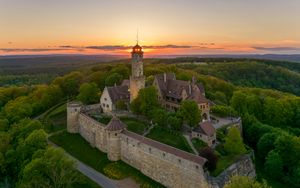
146;126;194;154
120;117;149;135
49;131;164;188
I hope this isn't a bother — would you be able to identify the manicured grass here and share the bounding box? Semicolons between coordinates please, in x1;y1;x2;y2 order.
74;172;102;188
120;117;149;135
49;131;164;188
146;126;194;153
43;103;67;133
191;138;208;152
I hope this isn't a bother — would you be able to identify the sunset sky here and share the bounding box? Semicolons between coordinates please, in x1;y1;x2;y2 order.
1;0;300;56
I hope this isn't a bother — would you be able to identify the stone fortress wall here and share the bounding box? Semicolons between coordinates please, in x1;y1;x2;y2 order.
67;102;255;188
67;102;209;188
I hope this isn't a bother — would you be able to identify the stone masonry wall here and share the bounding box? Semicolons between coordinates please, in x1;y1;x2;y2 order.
72;111;256;188
75;112;209;188
207;153;256;188
120;133;209;188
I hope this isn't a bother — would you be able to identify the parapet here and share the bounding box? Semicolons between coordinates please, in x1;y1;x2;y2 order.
67;101;83;108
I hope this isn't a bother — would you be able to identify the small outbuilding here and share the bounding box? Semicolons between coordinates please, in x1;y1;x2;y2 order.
192;121;216;147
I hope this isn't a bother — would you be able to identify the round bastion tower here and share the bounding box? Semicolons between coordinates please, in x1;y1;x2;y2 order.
67;102;82;133
105;116;127;161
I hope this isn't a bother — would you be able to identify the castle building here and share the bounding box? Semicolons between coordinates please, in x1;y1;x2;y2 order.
129;43;145;101
153;73;211;121
192;121;216;147
66;102;209;188
100;44;145;113
100;84;130;113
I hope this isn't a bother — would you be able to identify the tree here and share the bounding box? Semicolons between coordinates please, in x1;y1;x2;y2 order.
289;164;300;187
0;118;9;131
0;152;5;176
224;127;246;155
53;71;83;96
178;100;200;127
211;105;237;117
18;147;81;188
77;82;99;104
199;147;218;171
150;108;168;127
264;150;283;179
130;86;160;117
167;115;182;130
257;132;279;160
110;65;130;78
16;129;47;163
230;91;248;115
105;73;123;86
224;176;270;188
3;96;33;123
0;132;11;153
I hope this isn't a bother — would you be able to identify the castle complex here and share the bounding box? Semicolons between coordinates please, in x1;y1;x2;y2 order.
67;43;255;188
67;102;209;188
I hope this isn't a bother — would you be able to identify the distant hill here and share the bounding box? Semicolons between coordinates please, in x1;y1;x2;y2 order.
153;54;300;63
0;55;125;74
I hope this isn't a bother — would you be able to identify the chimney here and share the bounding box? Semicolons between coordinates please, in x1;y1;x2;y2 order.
164;73;167;83
188;81;192;94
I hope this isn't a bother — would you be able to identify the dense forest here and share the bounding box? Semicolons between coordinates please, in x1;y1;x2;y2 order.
1;57;300;187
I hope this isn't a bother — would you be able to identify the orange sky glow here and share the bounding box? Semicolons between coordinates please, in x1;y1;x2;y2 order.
1;0;300;56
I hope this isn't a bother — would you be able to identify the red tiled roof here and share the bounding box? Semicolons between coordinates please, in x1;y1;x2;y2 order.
194;121;215;136
105;117;127;131
122;130;207;166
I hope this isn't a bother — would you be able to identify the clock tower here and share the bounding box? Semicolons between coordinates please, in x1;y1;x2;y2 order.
129;43;145;102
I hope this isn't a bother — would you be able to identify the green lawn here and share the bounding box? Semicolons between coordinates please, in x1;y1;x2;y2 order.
43;103;67;133
49;131;164;188
146;126;194;154
120;117;149;135
191;138;208;152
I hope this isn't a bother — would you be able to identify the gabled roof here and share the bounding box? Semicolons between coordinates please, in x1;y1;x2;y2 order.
193;121;215;136
105;116;127;131
106;85;130;104
154;73;207;102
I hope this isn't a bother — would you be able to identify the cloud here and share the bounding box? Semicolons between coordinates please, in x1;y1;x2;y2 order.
1;43;218;54
60;44;199;51
143;45;195;49
85;45;129;51
252;46;300;51
0;48;67;52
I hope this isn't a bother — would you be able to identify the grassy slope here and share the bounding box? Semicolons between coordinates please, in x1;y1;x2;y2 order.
120;117;149;135
49;131;164;188
146;126;194;154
